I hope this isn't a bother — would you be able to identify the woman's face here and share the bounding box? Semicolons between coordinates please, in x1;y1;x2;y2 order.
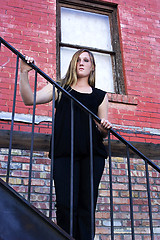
76;52;93;79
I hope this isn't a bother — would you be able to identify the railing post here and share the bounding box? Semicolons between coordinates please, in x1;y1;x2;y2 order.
108;129;114;240
70;99;74;236
145;161;154;240
89;114;94;240
126;144;135;240
28;70;38;201
6;54;19;184
49;85;55;219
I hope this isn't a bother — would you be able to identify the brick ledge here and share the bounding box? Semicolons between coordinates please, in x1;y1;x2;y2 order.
107;93;138;105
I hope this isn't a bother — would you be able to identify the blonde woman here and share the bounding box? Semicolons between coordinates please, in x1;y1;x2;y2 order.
20;49;112;240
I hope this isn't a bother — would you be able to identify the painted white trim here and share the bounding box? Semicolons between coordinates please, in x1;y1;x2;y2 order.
1;111;160;135
0;111;52;125
113;124;160;136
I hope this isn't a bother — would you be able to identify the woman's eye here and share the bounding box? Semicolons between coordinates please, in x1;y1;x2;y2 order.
77;58;89;63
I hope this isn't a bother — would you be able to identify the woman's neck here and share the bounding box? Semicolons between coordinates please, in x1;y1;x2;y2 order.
71;79;92;93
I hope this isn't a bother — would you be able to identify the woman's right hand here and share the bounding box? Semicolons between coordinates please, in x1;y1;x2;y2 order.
20;56;34;73
20;55;55;105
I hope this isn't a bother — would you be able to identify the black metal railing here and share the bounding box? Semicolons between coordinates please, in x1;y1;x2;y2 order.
0;37;160;240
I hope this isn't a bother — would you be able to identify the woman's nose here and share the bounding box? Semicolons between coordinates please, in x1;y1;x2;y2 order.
79;60;84;65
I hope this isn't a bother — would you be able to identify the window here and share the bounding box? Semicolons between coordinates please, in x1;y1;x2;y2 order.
57;0;125;94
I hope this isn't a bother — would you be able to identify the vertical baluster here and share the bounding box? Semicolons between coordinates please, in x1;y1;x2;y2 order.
108;129;114;240
126;144;135;240
6;55;19;184
89;114;94;240
145;161;154;240
49;85;55;219
70;99;74;236
28;70;37;201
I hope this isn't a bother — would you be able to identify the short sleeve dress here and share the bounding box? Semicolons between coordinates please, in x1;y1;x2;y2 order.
50;86;108;159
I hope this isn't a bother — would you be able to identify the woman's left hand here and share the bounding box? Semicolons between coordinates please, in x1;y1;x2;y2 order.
101;118;112;130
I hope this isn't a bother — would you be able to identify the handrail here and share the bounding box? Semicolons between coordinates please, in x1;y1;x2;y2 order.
1;36;159;173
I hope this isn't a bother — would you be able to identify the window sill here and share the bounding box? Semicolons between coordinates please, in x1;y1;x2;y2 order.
107;93;138;105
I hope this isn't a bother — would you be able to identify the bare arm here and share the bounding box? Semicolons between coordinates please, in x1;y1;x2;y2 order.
20;56;57;106
96;93;112;138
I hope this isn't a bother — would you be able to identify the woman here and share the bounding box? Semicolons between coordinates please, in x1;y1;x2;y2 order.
20;49;112;240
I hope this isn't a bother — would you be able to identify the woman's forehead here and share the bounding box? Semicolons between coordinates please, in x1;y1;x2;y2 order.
78;51;90;58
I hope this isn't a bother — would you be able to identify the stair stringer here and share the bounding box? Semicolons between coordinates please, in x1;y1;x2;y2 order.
0;178;74;240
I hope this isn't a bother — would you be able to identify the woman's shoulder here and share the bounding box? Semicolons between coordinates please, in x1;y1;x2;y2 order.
92;87;106;98
92;87;107;105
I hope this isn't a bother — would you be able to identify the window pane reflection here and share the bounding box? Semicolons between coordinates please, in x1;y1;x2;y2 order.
61;7;112;51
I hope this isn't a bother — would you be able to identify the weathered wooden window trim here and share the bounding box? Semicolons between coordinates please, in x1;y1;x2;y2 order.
56;0;125;94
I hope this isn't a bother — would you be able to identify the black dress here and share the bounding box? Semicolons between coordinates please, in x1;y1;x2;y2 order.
50;86;108;240
52;86;107;159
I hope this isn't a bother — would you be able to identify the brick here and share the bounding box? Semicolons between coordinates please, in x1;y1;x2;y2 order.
95;212;110;219
112;183;128;190
12;156;30;163
9;177;22;185
11;170;29;178
32;202;49;210
23;178;45;186
12;185;28;193
120;205;130;212
30;194;48;202
96;227;110;234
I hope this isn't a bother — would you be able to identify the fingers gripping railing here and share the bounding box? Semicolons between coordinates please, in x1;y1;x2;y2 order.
1;37;160;240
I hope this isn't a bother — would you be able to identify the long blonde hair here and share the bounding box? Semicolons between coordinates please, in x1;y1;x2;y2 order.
59;49;96;89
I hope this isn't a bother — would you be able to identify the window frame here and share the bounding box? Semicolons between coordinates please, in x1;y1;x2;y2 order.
56;0;125;94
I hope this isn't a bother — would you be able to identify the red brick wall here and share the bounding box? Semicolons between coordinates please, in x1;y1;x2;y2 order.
0;0;160;145
0;0;56;134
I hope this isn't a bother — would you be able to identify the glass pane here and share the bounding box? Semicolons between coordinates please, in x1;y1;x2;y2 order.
94;51;114;92
61;7;112;51
60;47;114;93
60;47;77;79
